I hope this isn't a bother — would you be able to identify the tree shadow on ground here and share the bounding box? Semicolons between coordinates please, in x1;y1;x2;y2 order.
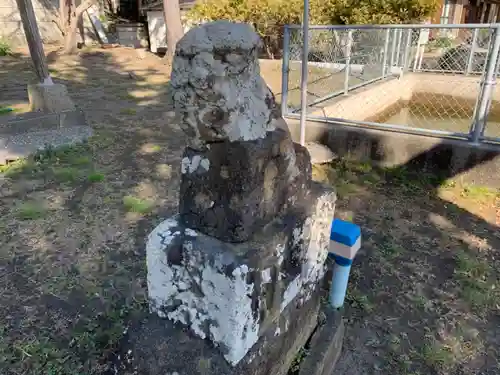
318;144;499;375
0;46;186;375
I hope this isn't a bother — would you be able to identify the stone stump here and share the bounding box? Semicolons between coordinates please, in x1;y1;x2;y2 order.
145;21;337;375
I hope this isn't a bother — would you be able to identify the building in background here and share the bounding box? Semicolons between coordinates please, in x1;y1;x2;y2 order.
431;0;500;26
138;0;196;53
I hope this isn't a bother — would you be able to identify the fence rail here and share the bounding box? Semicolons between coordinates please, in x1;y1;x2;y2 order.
281;23;500;145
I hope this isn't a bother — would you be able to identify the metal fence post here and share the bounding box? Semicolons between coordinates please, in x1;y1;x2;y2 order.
466;28;478;75
382;28;390;78
395;29;402;67
401;29;412;77
471;26;500;143
281;26;290;116
299;0;310;146
343;30;353;94
390;29;397;70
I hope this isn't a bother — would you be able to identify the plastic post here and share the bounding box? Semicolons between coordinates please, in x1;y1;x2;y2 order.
328;219;361;309
330;255;353;308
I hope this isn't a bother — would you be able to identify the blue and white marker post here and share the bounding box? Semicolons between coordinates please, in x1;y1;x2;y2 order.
328;219;361;309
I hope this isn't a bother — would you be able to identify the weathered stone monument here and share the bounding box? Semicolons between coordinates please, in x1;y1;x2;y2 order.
144;21;339;374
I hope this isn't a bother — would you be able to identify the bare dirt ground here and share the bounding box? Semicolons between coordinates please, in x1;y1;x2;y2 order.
0;46;499;375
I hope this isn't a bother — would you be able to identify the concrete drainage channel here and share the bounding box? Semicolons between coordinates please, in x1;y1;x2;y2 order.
285;73;500;188
298;72;492;132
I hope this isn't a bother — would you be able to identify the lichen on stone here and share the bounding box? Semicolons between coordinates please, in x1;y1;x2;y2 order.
170;20;288;149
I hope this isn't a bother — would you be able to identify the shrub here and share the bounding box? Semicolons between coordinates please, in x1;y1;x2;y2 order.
188;0;438;58
189;0;303;58
0;38;12;56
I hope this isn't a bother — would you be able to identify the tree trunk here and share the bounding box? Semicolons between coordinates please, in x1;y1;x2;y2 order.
61;0;96;55
63;21;80;54
163;0;184;61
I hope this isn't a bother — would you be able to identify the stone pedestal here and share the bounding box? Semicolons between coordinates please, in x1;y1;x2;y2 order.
148;181;335;366
145;21;338;375
27;83;76;113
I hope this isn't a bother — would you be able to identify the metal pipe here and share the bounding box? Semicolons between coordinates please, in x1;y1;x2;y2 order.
466;28;479;75
382;28;390;78
471;26;500;143
395;29;402;66
402;29;413;76
481;135;500;144
417;44;425;71
287;23;500;30
281;26;290;116
390;29;397;68
343;30;353;95
291;75;388;111
413;44;420;71
412;68;482;74
285;113;471;139
298;0;310;146
470;29;492;135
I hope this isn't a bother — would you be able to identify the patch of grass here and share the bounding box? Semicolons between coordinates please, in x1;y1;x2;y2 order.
88;171;105;182
35;144;92;166
117;92;134;100
72;156;92;166
0;158;34;177
53;167;80;182
120;108;137;115
0;106;14;115
420;339;455;370
347;289;375;313
378;238;404;260
1;144;95;183
123;195;154;214
149;144;161;152
89;132;115;148
411;294;428;310
383;166;433;193
15;202;47;220
0;38;12;56
335;180;359;198
439;179;457;189
454;250;498;315
1;302;134;375
461;186;499;201
350;161;373;174
289;347;309;374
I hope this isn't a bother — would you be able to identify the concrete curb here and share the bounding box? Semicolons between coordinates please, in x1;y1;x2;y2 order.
0;109;92;164
298;308;345;375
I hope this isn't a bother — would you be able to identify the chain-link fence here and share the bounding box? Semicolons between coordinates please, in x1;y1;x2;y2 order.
281;24;500;144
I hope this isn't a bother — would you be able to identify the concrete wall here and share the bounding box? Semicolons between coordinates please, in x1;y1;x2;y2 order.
0;0;102;45
287;117;500;187
0;0;61;44
310;73;489;122
309;78;411;120
288;71;500;187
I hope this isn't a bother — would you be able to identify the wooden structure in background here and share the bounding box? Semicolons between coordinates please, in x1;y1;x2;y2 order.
431;0;500;27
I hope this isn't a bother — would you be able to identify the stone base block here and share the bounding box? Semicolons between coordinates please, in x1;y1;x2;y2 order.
27;83;76;113
0;110;92;164
126;286;320;375
179;129;312;242
298;308;345;375
146;182;336;366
